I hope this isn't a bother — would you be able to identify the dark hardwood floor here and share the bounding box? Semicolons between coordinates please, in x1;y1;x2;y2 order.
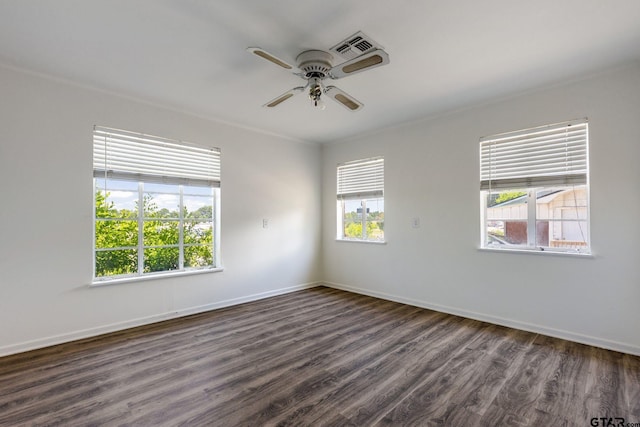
1;286;639;426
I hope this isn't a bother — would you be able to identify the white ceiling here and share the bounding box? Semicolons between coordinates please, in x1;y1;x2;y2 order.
1;1;640;143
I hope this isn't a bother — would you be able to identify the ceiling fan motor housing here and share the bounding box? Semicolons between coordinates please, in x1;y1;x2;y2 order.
296;50;333;78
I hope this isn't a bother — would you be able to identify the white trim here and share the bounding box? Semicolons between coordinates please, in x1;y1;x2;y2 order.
322;281;640;357
90;266;225;287
477;247;594;258
335;239;387;245
93;180;220;281
0;282;322;357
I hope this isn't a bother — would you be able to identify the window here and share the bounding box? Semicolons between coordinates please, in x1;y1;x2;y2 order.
93;126;221;281
337;157;384;242
480;119;590;254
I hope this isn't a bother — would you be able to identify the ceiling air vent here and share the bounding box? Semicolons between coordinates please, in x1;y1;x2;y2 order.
330;31;383;61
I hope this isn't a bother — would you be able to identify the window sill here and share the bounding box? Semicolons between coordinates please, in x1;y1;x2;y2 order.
335;239;387;245
90;267;224;287
478;247;593;258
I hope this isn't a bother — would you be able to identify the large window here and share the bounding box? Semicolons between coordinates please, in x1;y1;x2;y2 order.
480;119;590;254
93;126;221;281
337;157;384;242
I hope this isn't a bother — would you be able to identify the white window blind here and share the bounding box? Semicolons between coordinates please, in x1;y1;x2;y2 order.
93;126;221;187
337;157;384;200
480;119;588;191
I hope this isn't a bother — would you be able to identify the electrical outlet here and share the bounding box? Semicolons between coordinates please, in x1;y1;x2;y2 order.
411;217;420;228
262;218;269;229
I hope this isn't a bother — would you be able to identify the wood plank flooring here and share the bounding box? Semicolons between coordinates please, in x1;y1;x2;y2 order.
1;286;639;426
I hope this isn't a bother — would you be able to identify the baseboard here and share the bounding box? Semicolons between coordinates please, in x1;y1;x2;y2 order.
6;281;637;358
322;281;640;357
0;281;321;357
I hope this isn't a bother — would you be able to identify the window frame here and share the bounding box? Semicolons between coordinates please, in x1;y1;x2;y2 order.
336;157;385;243
481;185;590;254
338;197;385;242
92;126;221;284
479;119;590;255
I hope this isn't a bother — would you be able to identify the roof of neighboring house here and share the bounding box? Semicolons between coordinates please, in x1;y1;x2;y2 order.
489;189;563;208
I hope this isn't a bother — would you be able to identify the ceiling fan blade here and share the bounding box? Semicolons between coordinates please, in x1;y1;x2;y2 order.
247;47;295;70
324;86;364;111
328;49;390;79
263;87;305;108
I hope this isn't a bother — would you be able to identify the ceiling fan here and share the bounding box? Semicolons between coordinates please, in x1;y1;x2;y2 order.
247;31;390;111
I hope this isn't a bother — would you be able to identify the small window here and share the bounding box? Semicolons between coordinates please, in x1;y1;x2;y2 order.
337;157;384;242
480;119;590;254
93;126;221;281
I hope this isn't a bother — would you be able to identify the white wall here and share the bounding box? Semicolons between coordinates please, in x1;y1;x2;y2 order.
0;65;322;355
2;60;639;358
322;61;640;355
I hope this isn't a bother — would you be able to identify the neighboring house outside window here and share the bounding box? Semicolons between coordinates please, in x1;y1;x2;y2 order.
337;157;384;242
480;119;590;254
93;126;221;282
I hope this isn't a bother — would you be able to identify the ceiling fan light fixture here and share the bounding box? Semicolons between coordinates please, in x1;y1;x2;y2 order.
311;97;326;110
308;77;326;110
